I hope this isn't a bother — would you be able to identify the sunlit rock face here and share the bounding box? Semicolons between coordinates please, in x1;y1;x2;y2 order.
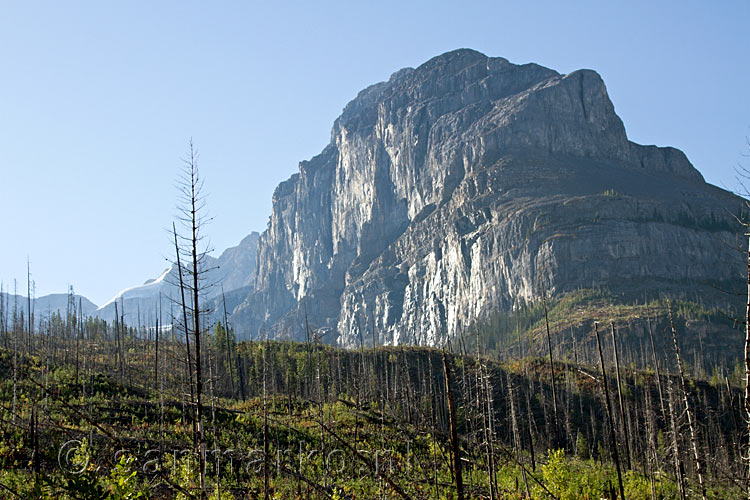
233;49;743;346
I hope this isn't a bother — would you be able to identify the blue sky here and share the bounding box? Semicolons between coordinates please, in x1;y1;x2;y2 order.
1;1;748;305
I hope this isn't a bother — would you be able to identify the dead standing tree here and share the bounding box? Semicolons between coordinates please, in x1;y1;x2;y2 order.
668;306;707;500
174;140;213;500
594;322;625;500
442;349;464;500
541;286;560;448
610;321;632;470
745;232;750;500
172;221;196;443
732;146;750;499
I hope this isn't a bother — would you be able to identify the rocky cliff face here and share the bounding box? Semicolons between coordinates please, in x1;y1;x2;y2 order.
233;49;744;346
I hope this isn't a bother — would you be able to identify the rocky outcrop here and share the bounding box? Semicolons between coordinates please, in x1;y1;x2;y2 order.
232;49;744;346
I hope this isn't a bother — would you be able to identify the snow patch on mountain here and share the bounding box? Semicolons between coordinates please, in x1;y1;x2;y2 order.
97;266;172;310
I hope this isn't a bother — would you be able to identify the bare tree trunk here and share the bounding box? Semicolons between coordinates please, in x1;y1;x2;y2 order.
114;301;123;382
237;348;246;401
221;287;235;397
12;283;17;425
304;305;313;399
594;322;625;500
118;298;126;379
155;313;159;391
1;282;5;351
668;307;707;500
160;319;165;458
317;333;326;490
644;383;658;500
173;141;209;498
75;298;81;392
481;362;496;500
173;222;196;445
745;234;750;500
209;348;220;500
508;372;530;498
611;322;632;470
542;289;560;448
263;331;270;500
189;157;206;500
26;260;32;356
525;392;537;471
30;404;39;473
668;378;687;500
354;314;364;444
442;350;464;500
645;304;667;423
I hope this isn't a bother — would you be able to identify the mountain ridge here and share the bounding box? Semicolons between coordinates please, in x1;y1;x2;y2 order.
93;231;260;324
6;50;741;352
229;48;743;347
0;291;98;323
0;232;259;327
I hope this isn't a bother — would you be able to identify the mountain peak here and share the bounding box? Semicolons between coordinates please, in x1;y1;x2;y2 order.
238;231;260;247
235;50;742;346
419;47;489;67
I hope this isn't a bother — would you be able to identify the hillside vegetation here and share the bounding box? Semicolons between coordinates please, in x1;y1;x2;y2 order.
0;303;744;499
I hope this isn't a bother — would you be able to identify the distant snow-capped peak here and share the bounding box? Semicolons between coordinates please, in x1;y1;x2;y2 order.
97;266;173;310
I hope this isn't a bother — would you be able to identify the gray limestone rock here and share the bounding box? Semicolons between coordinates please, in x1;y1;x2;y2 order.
231;49;743;346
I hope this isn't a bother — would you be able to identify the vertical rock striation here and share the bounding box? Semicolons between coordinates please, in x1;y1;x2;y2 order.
233;49;743;346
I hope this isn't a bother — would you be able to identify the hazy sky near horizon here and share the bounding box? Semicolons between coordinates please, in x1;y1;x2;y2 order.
1;1;748;305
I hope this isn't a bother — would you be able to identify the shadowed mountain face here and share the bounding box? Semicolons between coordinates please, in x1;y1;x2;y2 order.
227;49;744;346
